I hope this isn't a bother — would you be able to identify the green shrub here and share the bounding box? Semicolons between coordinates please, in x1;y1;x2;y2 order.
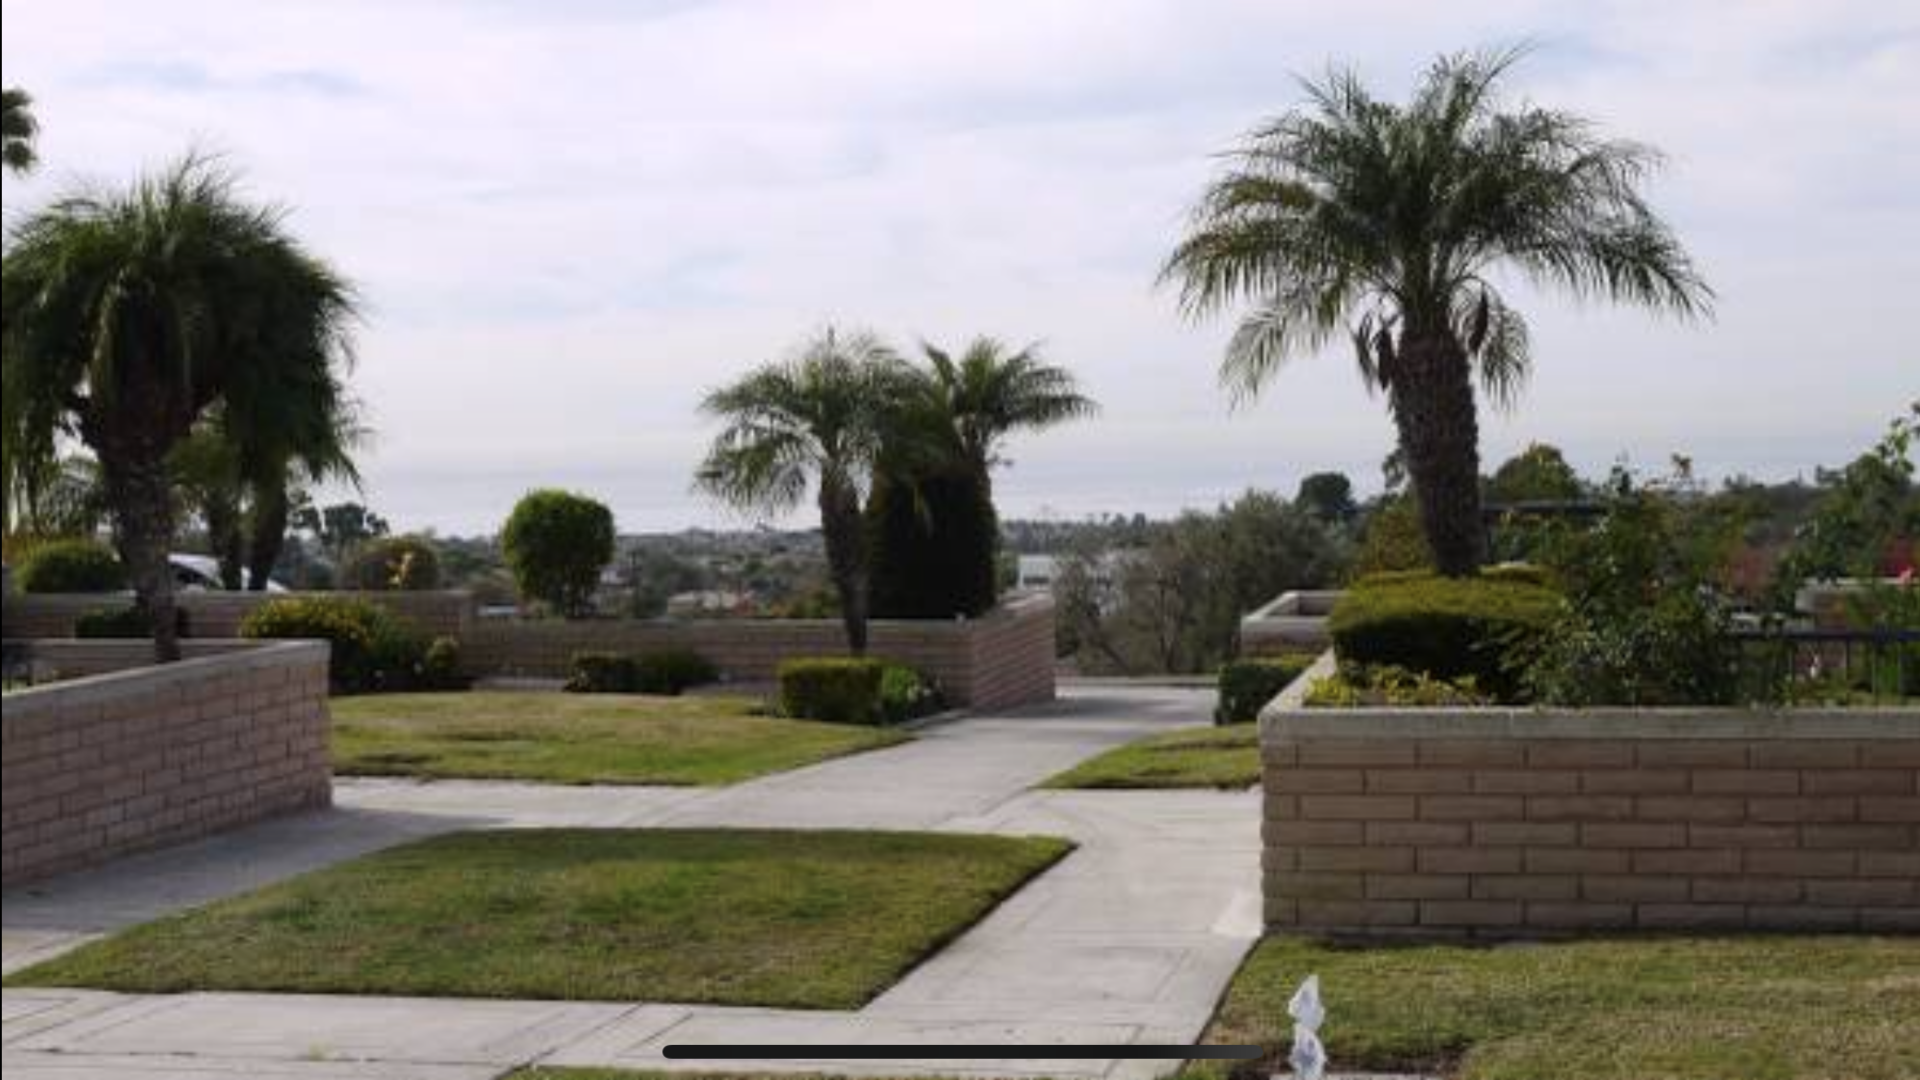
1304;663;1495;708
501;490;615;617
342;536;442;591
16;538;125;593
420;636;468;690
1215;654;1317;724
635;649;719;695
565;651;637;693
73;604;189;639
777;657;941;725
1351;497;1432;577
566;648;720;695
878;664;945;725
241;596;430;694
1516;469;1743;707
1329;571;1563;699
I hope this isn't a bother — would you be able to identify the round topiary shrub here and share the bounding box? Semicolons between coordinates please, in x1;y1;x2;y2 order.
16;538;126;593
500;489;615;618
1328;571;1564;699
341;536;443;591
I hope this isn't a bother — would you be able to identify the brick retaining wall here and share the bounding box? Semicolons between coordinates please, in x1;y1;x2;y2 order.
464;593;1057;708
2;641;333;885
1;589;474;639
4;590;1058;710
1261;706;1920;937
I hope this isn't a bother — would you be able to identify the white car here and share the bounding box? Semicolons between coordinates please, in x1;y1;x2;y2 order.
169;553;287;592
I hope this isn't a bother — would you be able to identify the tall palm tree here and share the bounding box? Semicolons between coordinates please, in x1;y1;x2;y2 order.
868;339;1097;618
2;88;37;174
2;154;358;660
696;327;908;654
920;337;1098;501
172;380;363;591
1161;48;1711;574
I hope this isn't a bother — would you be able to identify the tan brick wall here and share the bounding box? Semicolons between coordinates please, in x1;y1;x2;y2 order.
1261;707;1920;937
8;638;263;681
2;590;475;639
2;642;333;885
463;593;1056;708
7;591;1058;710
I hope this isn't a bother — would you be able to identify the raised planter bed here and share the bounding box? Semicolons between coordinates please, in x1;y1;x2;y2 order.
1259;699;1920;938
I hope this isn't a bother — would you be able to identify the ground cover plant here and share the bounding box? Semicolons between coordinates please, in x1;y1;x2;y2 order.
1185;934;1920;1080
331;691;906;785
1042;724;1260;790
7;828;1073;1008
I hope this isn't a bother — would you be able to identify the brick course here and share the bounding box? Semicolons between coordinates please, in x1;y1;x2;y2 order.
1261;706;1920;937
2;642;332;885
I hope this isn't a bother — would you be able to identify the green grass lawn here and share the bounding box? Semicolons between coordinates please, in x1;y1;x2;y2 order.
330;691;908;785
1189;934;1920;1080
6;828;1072;1008
1041;724;1259;789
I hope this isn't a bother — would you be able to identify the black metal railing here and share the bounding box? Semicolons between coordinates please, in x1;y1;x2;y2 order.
1727;627;1920;705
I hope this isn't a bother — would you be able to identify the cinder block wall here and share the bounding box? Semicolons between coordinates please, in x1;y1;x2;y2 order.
464;593;1057;708
1;590;474;639
5;591;1058;710
2;641;333;885
1261;707;1920;937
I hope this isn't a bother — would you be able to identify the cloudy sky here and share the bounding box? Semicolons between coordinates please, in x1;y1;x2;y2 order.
3;0;1915;534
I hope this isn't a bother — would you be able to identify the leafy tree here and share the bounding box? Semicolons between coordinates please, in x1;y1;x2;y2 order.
1775;403;1919;588
293;500;389;565
342;535;443;591
2;452;105;539
500;489;615;617
1295;471;1357;524
2;88;37;174
1487;442;1584;504
696;327;909;654
1161;48;1710;576
1055;491;1349;674
869;338;1095;619
2;155;358;660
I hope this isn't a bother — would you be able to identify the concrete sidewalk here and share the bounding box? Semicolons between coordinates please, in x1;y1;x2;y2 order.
4;686;1264;1080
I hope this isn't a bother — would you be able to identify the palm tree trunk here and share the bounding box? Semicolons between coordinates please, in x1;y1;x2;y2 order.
102;453;183;662
246;477;289;591
204;489;245;590
819;480;870;655
1388;329;1486;576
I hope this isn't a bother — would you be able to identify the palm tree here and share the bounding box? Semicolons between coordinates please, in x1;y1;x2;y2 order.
172;381;363;591
919;337;1098;501
2;154;358;660
2;88;37;174
1161;48;1711;574
696;327;908;654
867;339;1097;618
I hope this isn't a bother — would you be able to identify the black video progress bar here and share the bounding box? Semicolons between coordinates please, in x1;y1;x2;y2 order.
664;1044;1262;1061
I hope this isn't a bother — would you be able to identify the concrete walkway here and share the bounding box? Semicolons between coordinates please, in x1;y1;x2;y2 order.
4;687;1264;1080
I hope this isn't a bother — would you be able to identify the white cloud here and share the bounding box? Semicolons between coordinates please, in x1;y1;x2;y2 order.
4;0;1914;532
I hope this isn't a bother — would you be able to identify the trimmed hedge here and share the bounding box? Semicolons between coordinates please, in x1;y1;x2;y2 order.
1215;654;1318;725
1328;570;1564;698
16;538;125;593
240;596;440;694
564;648;719;696
777;657;943;726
